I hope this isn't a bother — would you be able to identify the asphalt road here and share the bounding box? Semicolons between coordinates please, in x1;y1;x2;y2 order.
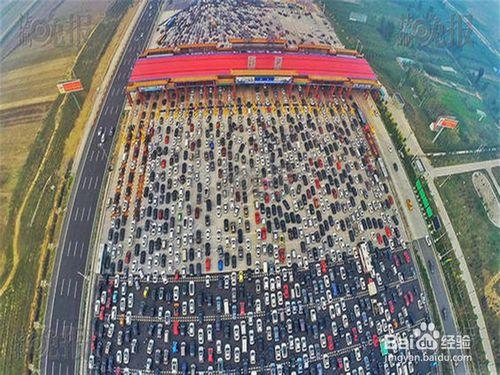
413;238;467;374
41;2;160;374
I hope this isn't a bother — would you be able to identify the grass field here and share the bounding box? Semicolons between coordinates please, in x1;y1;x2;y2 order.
323;0;499;154
436;172;500;369
0;0;135;372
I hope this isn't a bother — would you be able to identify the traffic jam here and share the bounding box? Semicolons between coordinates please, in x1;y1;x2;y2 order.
89;85;433;374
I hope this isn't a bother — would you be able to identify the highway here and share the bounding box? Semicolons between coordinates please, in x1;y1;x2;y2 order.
40;2;160;374
353;93;468;374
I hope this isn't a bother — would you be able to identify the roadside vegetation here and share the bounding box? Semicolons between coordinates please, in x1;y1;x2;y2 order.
0;1;135;372
323;0;499;156
372;96;488;371
436;172;500;369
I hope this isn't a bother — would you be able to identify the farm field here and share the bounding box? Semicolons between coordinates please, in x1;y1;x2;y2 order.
436;172;500;368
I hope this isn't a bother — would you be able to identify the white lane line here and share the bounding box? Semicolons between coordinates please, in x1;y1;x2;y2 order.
80;206;86;221
115;106;120;114
65;365;69;375
88;149;95;162
58;362;61;375
80;176;87;189
54;319;59;338
86;207;91;222
50;361;55;375
73;207;79;221
80;242;86;259
104;106;109;115
59;279;65;296
93;176;99;190
95;149;100;161
79;242;85;259
86;176;93;189
66;279;72;296
101;150;107;161
73;280;78;299
66;241;72;257
61;320;66;336
72;241;79;257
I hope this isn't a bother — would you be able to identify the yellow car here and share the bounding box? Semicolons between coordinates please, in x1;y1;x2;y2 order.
406;199;413;211
143;286;150;298
238;271;245;284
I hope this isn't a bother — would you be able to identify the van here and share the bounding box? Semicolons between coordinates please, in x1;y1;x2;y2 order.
223;299;230;315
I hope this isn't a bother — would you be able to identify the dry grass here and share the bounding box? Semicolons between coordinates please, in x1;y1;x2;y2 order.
62;1;139;164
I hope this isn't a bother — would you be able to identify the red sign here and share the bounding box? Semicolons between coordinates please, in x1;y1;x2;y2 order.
57;79;83;94
437;117;458;129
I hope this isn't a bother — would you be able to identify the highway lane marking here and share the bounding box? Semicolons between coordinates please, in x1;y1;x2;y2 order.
61;319;66;336
95;149;101;161
80;176;87;189
66;241;72;256
80;242;86;259
101;150;107;161
73;207;80;221
93;176;100;190
104;106;109;115
89;149;95;162
58;362;61;375
59;278;65;296
86;207;92;222
54;319;59;338
86;176;93;189
72;241;79;257
115;106;120;114
50;361;54;375
80;206;86;221
73;280;79;299
66;279;72;296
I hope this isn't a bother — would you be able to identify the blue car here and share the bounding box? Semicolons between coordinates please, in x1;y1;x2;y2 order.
218;259;224;271
172;340;178;354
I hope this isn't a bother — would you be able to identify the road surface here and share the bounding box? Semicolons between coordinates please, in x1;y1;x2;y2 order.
353;93;468;373
432;159;500;177
40;2;160;374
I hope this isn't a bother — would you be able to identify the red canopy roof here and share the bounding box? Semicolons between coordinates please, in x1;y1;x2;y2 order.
129;52;377;83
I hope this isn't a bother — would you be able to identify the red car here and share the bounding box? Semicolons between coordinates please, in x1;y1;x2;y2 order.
164;135;169;144
255;212;261;224
173;320;180;335
278;248;286;263
403;250;411;264
282;284;290;299
372;334;380;347
385;226;392;238
261;227;267;241
320;259;327;274
352;327;358;342
239;301;246;315
327;335;334;351
161;159;166;169
336;161;342;171
207;347;214;363
125;251;131;264
315;178;320;189
388;300;395;314
264;193;270;204
205;258;211;272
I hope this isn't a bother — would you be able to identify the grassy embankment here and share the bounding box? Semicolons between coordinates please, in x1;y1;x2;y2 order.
436;172;500;370
0;1;135;373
